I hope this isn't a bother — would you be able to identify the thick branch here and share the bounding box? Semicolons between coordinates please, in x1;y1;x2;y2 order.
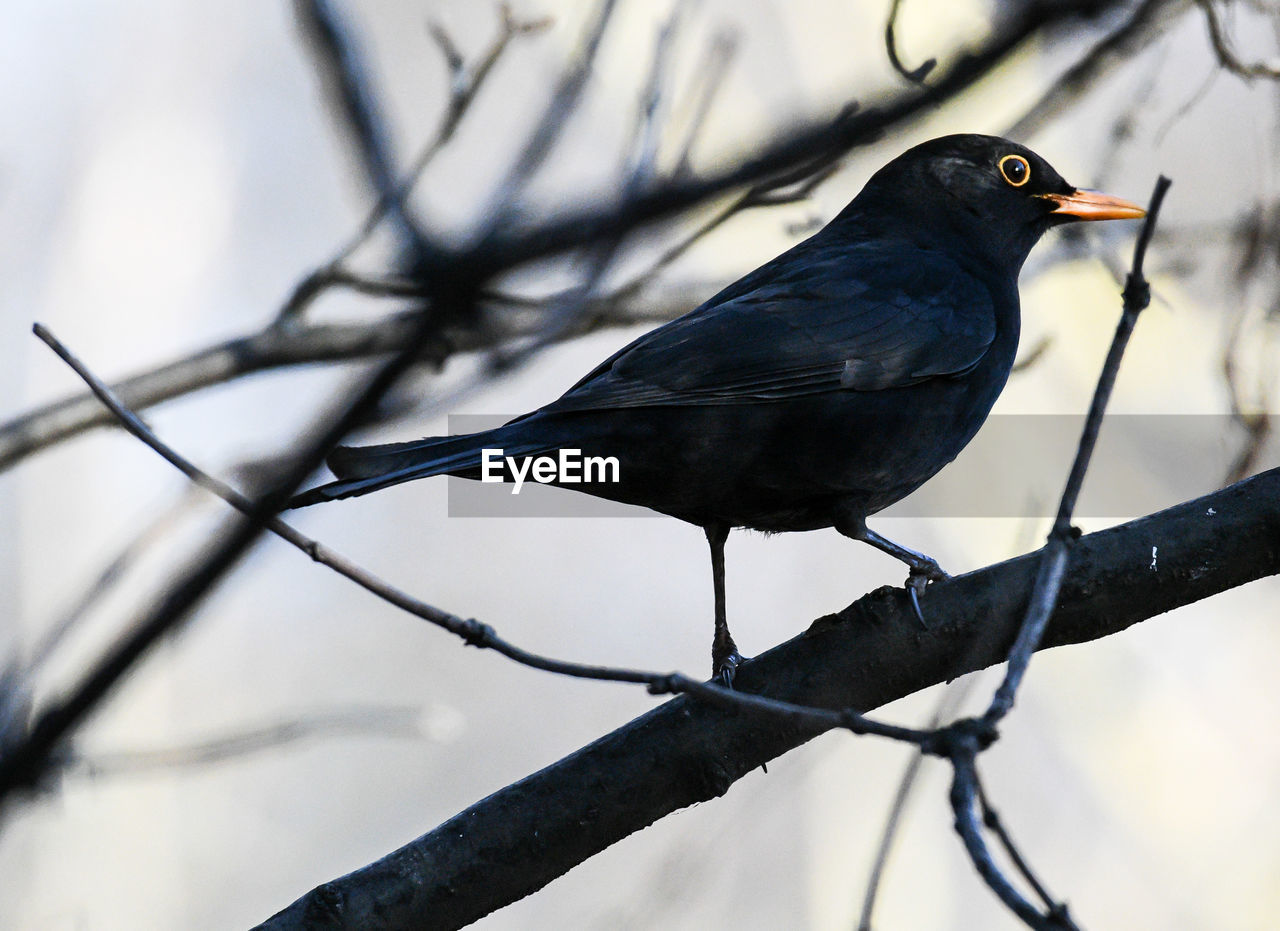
258;467;1280;930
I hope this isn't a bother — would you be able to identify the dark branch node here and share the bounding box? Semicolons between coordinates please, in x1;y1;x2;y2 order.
459;619;497;649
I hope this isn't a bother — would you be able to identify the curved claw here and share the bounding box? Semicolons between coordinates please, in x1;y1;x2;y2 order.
907;579;925;625
713;651;745;689
906;562;949;627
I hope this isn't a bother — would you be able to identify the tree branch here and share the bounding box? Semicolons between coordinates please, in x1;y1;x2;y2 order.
256;466;1280;930
0;0;1141;474
1196;0;1280;81
1004;0;1191;140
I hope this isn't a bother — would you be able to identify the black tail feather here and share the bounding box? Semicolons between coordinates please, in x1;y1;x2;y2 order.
287;428;551;509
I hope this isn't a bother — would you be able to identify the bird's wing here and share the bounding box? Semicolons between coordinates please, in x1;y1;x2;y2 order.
545;243;998;412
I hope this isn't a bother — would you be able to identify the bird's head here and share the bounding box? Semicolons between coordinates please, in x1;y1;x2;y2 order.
847;134;1145;276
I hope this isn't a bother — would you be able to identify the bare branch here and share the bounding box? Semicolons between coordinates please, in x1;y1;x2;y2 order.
884;0;937;83
856;676;978;931
411;6;554;187
670;30;737;179
0;309;433;472
483;0;622;228
1196;0;1280;80
293;0;431;263
255;466;1280;929
68;706;424;778
1011;334;1053;373
1005;0;1192;141
25;491;198;673
0;0;1129;474
985;175;1172;725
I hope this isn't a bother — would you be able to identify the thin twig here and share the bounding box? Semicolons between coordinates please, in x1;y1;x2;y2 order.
68;706;425;778
1196;0;1280;80
26;490;199;673
293;0;431;264
986;175;1172;724
948;749;1073;930
975;778;1067;919
407;7;554;197
856;675;978;931
1004;0;1191;140
28;324;938;750
670;30;737;179
483;0;622;231
920;176;1171;931
884;0;937;83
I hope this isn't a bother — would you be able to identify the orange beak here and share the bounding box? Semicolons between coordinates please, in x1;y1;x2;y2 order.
1041;189;1146;221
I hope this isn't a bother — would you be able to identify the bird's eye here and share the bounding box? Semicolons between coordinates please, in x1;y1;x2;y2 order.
998;154;1031;187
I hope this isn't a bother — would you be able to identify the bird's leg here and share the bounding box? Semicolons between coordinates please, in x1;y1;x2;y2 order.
705;521;743;687
835;514;949;625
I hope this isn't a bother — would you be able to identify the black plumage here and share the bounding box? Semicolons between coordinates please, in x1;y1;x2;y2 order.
292;134;1144;683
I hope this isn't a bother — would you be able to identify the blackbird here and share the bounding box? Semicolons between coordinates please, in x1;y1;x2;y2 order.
291;134;1144;684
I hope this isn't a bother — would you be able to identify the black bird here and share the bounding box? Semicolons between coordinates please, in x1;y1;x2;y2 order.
292;134;1144;684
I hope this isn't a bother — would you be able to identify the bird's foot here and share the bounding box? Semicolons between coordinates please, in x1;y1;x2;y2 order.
712;649;746;689
905;559;949;627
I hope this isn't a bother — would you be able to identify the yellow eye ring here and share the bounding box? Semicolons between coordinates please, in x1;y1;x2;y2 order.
998;154;1031;187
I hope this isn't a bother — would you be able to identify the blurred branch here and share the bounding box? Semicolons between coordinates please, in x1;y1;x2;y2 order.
0;0;1139;474
68;706;424;778
856;675;977;931
0;0;1175;877
884;0;937;83
1005;0;1192;140
483;0;622;230
25;489;199;673
1221;202;1278;484
1010;334;1053;373
1196;0;1280;80
0;305;433;472
467;0;1129;276
671;30;737;179
294;0;431;264
417;5;554;177
256;465;1280;930
1222;325;1272;485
